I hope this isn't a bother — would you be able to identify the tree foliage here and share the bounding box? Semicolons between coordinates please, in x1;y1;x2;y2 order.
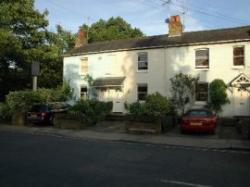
0;0;49;100
170;73;198;115
80;17;144;43
0;0;76;100
209;79;230;113
38;25;75;88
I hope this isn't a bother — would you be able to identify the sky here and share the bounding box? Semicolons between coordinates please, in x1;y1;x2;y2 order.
35;0;250;36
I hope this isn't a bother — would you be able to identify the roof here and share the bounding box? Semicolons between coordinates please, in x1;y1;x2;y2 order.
92;77;125;88
66;25;250;56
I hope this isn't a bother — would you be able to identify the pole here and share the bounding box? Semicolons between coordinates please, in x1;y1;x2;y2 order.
33;76;37;91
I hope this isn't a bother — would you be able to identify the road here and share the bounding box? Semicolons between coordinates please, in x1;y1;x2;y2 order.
0;131;250;187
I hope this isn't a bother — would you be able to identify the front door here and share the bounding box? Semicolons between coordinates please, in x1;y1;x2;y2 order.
112;89;124;113
234;88;250;116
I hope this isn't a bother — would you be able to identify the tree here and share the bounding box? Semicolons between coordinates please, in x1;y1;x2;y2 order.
80;17;144;43
209;79;230;113
0;0;49;100
38;25;76;88
0;1;76;99
170;73;198;115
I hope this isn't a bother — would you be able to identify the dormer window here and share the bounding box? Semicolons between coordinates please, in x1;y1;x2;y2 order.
195;49;209;69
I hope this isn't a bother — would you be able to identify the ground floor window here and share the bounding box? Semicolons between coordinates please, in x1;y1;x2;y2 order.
195;83;208;101
137;84;148;101
80;86;88;100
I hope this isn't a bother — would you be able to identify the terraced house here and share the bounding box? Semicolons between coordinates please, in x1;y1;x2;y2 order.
63;15;250;117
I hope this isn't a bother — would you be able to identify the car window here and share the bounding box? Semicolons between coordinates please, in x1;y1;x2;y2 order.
30;105;48;112
185;110;212;117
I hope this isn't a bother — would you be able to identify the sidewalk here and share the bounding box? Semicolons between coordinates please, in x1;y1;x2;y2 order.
1;124;250;150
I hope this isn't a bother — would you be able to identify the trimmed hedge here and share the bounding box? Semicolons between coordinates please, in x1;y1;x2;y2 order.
6;82;72;115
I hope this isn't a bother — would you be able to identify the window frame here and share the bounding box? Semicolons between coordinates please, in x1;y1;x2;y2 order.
137;52;148;72
233;46;245;66
137;83;148;101
195;48;209;69
195;82;209;102
79;57;88;75
80;85;88;100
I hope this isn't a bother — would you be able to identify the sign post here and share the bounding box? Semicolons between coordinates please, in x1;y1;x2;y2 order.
31;61;40;91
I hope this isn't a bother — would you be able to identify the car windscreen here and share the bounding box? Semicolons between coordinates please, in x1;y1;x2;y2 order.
30;105;48;112
185;110;212;117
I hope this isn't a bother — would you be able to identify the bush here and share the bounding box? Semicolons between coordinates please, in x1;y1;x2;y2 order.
5;83;73;115
209;79;230;113
127;92;175;118
145;92;175;117
69;100;113;125
6;91;41;113
0;103;11;122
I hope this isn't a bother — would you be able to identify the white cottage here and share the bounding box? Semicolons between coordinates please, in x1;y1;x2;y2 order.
63;16;250;117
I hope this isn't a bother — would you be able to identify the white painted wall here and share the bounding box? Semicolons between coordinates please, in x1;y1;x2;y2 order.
64;41;250;116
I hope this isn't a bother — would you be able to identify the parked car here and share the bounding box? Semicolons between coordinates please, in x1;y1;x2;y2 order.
180;109;217;134
27;102;70;125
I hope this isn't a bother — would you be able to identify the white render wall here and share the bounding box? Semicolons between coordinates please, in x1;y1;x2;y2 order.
64;41;250;116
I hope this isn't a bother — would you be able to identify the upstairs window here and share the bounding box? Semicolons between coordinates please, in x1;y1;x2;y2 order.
79;57;88;75
137;84;148;101
233;46;244;66
138;52;148;71
195;49;209;69
195;83;208;102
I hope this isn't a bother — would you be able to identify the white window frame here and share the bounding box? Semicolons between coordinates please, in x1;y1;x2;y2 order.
137;52;148;72
79;57;88;75
233;46;245;67
137;83;148;101
195;48;209;69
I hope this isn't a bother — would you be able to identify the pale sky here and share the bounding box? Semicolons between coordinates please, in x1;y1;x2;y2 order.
35;0;250;36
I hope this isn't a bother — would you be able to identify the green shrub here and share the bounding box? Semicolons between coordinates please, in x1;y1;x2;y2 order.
69;100;113;125
145;92;175;117
0;102;11;121
209;79;230;113
6;91;41;113
127;92;175;118
5;83;73;115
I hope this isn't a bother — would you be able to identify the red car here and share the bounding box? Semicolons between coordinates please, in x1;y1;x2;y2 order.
180;109;217;134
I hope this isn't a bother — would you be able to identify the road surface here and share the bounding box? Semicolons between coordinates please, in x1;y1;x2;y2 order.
0;131;250;187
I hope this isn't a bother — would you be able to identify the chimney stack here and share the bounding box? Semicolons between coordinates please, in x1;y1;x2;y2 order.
75;29;87;48
166;15;183;37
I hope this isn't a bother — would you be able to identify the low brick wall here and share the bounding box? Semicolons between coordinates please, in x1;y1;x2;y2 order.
53;112;89;130
125;115;162;134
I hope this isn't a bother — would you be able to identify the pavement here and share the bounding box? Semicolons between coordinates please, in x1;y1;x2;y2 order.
1;124;250;150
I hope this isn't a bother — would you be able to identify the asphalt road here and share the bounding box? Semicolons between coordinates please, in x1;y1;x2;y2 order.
0;131;250;187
